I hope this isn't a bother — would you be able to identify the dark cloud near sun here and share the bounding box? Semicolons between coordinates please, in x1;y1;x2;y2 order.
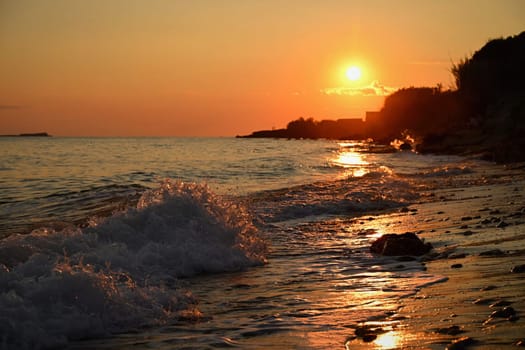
321;81;398;97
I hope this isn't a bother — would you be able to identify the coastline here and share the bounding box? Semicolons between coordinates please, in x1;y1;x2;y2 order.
345;162;525;349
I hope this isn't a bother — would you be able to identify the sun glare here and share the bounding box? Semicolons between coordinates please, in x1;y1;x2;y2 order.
345;66;362;81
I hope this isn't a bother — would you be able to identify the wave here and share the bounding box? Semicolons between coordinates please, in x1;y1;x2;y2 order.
0;180;267;349
249;169;418;222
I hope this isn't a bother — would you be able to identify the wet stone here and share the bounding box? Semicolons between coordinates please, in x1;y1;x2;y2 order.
370;232;432;256
362;334;377;342
436;325;465;335
489;300;512;308
497;221;509;228
511;264;525;273
451;263;463;269
461;216;472;221
514;339;525;347
490;306;516;318
479;249;505;257
446;336;476;350
480;285;497;291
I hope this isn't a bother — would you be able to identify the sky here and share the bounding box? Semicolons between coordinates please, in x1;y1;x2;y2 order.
0;0;524;136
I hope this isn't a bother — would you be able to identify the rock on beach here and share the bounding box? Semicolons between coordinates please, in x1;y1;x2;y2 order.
370;232;432;256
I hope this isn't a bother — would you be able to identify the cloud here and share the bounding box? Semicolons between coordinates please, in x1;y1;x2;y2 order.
321;80;398;97
0;105;23;110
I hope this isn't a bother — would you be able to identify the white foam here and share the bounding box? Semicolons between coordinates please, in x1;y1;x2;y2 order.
0;180;267;349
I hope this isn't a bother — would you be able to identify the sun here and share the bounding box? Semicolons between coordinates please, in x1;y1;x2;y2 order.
345;66;362;81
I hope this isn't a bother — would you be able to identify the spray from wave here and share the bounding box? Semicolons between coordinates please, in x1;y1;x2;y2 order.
0;180;267;349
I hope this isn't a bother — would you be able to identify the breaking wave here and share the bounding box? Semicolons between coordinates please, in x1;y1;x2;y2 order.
0;180;267;349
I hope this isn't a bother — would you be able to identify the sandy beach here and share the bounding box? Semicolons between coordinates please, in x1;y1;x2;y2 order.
344;162;525;349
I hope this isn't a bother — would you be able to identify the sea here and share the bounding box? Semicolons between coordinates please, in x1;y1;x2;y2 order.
0;137;491;349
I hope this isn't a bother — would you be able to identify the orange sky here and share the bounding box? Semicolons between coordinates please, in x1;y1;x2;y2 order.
1;0;524;136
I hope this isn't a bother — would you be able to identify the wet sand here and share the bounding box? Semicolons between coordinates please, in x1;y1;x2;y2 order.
346;163;525;349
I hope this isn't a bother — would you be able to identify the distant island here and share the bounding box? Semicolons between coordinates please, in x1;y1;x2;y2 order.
239;31;525;163
0;132;51;137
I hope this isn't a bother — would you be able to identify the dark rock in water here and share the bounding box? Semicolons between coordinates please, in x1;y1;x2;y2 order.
480;285;497;291
473;298;495;305
362;334;377;342
446;336;476;350
451;263;463;269
436;325;465;335
511;264;525;273
490;306;515;318
370;232;432;256
496;221;509;228
479;249;505;257
490;300;512;308
399;142;412;151
514;339;525;347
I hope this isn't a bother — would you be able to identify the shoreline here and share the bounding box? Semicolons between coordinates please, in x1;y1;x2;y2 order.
345;163;525;349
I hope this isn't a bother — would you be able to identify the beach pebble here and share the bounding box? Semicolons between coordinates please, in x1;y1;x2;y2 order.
451;263;463;269
480;285;497;291
514;339;525;346
490;306;515;318
479;249;505;257
362;334;377;342
489;300;512;308
446;336;476;350
461;216;472;221
436;325;464;335
496;221;509;228
511;264;525;273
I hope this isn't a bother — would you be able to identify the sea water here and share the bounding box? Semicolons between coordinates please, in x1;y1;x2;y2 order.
0;137;482;349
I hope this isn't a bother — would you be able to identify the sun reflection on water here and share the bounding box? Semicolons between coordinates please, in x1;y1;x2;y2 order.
330;146;370;178
374;331;401;349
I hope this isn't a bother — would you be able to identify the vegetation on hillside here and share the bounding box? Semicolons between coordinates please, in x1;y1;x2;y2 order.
241;31;525;161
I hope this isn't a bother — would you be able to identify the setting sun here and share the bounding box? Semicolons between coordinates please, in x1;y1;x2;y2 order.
346;66;362;81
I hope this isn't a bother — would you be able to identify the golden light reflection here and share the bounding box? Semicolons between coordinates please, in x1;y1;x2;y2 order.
374;331;401;349
331;150;369;177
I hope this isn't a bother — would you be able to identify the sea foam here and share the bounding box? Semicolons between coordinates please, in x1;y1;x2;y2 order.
0;180;266;349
